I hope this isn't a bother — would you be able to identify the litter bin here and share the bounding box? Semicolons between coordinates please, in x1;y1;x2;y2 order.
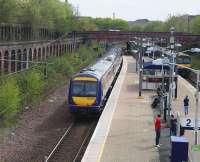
171;136;188;162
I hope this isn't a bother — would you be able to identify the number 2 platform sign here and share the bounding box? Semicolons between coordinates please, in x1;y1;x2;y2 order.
181;118;200;130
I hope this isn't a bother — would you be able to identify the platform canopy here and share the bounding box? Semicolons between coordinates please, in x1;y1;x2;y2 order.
143;59;170;70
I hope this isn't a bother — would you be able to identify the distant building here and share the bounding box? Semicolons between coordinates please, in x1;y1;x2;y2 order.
181;14;199;21
128;19;150;25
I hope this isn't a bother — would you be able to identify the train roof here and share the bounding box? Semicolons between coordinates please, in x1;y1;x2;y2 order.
177;52;190;57
74;47;121;80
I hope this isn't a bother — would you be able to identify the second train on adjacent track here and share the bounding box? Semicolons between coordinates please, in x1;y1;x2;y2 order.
68;46;123;114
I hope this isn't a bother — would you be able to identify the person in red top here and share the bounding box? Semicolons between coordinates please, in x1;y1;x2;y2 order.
155;114;161;147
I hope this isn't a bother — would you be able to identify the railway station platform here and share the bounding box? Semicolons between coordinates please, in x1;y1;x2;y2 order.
82;56;166;162
172;76;200;160
82;55;200;162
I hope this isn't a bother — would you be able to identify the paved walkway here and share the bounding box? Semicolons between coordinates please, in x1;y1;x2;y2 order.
101;57;160;162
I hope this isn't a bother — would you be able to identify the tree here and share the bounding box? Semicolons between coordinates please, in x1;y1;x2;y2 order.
129;24;144;31
0;0;19;23
163;15;188;32
73;17;98;31
143;21;164;32
191;16;200;34
93;18;129;31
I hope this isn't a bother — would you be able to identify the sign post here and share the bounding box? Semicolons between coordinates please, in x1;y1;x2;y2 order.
194;71;199;145
138;37;143;99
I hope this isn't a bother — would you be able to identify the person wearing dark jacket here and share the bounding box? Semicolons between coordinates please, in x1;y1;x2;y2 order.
170;114;177;136
183;96;189;116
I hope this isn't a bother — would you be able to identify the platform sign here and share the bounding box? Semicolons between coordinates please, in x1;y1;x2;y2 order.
170;37;175;44
181;117;200;130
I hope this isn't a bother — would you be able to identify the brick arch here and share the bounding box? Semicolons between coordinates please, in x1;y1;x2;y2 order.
17;49;22;71
50;45;52;57
72;43;75;53
62;44;65;54
4;50;9;73
68;44;71;53
70;44;72;53
0;51;2;74
33;48;37;60
29;48;32;62
64;44;67;53
22;49;27;69
11;50;16;72
59;44;62;56
38;48;41;61
42;47;45;59
56;44;59;56
46;46;49;58
66;44;69;53
53;44;56;56
67;44;70;53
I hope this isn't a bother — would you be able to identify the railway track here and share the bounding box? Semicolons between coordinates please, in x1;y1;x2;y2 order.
44;119;97;162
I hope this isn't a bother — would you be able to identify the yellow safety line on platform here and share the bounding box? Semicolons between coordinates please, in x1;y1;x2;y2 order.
137;96;144;99
96;138;107;162
96;57;128;162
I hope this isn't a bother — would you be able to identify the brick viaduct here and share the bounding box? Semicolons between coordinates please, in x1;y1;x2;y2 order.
0;39;81;74
0;23;81;75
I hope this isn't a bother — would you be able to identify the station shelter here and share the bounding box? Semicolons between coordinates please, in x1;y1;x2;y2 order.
142;59;177;95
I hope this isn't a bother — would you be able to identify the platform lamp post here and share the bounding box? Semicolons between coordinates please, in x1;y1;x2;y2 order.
194;70;200;145
168;27;176;118
138;37;144;99
135;40;140;73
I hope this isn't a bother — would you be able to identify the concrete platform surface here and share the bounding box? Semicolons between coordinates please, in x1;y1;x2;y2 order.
172;76;200;161
82;56;164;162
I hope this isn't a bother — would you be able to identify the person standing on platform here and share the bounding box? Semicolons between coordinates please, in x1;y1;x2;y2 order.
170;114;177;136
183;96;189;116
154;114;161;147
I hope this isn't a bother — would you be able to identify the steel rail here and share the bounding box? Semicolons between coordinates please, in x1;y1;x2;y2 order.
72;121;97;162
44;122;75;162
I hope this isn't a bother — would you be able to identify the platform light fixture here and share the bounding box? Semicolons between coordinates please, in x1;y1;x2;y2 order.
168;27;176;117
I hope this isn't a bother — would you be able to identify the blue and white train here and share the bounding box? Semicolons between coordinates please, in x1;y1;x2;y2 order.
68;46;123;114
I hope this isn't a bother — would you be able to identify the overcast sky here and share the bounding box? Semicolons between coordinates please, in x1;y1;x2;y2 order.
67;0;200;21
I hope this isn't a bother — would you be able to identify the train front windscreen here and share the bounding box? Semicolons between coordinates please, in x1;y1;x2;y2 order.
177;57;191;64
72;81;97;97
71;81;98;106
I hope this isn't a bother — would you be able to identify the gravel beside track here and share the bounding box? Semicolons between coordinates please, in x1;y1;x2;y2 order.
45;119;97;162
0;85;77;162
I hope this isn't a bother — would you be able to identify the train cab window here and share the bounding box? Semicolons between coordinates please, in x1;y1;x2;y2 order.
177;58;183;64
183;58;191;64
72;82;85;96
177;56;191;64
85;82;97;96
72;81;97;97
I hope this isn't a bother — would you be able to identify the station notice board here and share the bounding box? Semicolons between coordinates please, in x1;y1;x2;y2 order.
171;136;188;162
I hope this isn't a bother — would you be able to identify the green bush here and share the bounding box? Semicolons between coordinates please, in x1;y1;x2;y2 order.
53;56;75;76
24;70;44;103
0;79;20;120
17;69;44;104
